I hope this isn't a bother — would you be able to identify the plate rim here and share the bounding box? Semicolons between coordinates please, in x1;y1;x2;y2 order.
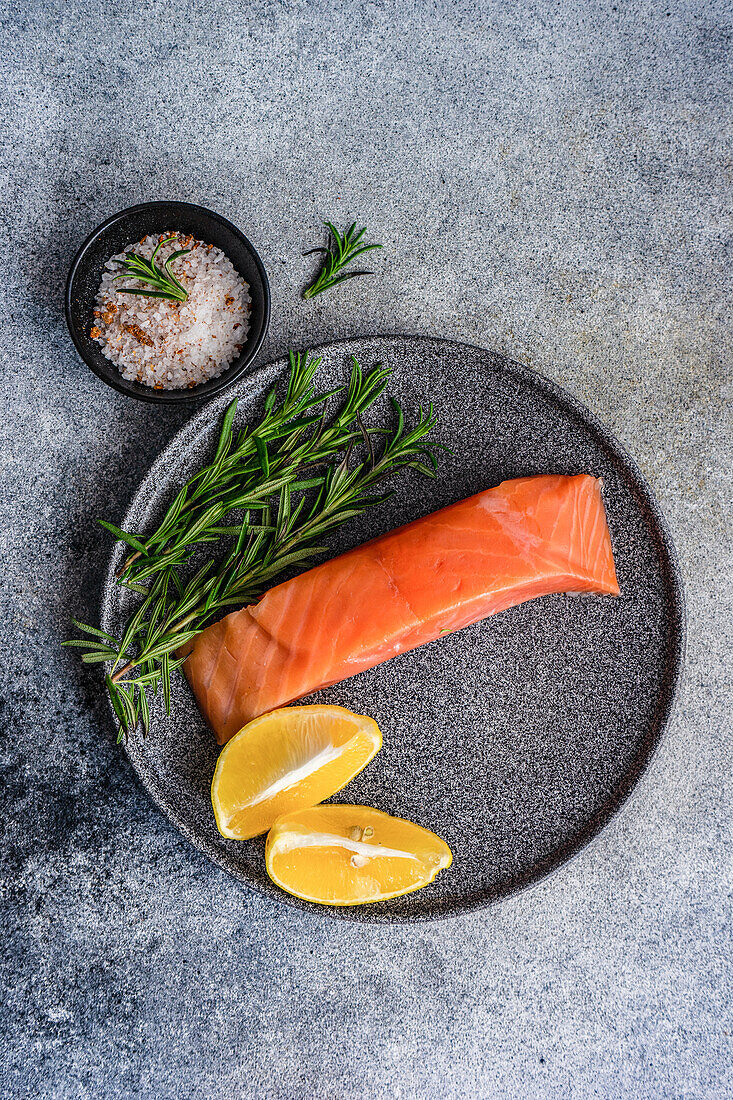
101;334;686;922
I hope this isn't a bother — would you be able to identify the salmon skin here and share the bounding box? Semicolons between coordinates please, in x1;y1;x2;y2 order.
184;475;620;744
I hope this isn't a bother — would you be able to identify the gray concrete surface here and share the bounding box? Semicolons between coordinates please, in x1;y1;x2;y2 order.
1;1;731;1097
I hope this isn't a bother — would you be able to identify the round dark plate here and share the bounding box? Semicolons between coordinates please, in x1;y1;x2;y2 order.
65;201;271;404
101;337;685;921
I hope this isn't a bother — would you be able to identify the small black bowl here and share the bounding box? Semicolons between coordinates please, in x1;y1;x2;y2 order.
65;201;271;404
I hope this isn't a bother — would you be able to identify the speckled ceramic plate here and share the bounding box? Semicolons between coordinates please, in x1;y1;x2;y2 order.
102;336;685;921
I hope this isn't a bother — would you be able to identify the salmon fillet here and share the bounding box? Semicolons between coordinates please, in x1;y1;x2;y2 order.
184;475;620;744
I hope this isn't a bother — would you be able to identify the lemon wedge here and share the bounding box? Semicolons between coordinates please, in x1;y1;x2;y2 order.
211;706;381;840
265;804;452;905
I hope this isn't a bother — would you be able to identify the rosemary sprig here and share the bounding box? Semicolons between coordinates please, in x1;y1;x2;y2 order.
303;222;382;299
112;351;391;588
113;235;191;302
65;352;444;743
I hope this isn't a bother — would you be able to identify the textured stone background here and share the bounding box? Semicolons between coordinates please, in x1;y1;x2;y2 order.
1;1;731;1097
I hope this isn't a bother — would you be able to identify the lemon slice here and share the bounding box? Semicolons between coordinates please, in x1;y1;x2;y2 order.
211;706;381;840
265;805;452;905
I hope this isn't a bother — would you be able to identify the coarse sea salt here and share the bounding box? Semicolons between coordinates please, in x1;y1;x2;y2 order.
90;231;251;390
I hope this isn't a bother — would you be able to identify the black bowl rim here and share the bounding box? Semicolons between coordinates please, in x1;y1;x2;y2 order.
64;200;272;405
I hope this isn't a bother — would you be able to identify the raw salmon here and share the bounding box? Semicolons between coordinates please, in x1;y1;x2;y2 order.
184;475;619;744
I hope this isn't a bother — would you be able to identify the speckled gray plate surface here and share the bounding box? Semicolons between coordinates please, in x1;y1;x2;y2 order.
101;336;685;921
